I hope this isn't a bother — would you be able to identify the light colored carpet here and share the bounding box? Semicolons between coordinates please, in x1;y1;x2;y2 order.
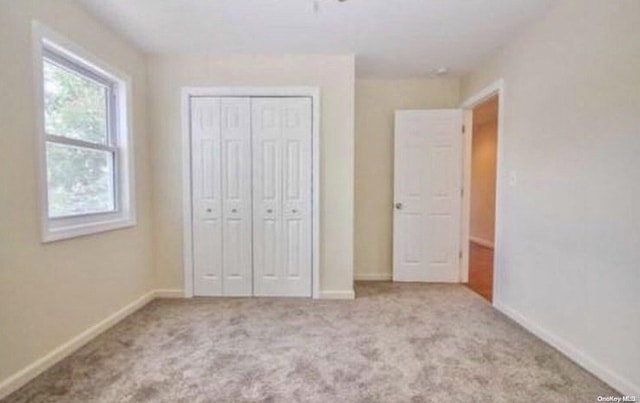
4;282;617;402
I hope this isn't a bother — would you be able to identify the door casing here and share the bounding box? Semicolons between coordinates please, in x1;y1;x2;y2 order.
181;87;321;298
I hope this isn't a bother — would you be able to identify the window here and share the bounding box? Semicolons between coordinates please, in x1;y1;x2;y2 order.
34;23;135;242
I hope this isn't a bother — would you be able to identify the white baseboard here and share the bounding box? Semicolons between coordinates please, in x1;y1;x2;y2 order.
319;289;355;300
0;290;160;400
494;299;639;397
469;236;494;248
354;272;392;281
153;289;185;298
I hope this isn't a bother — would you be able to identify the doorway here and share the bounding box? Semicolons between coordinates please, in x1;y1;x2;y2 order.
467;96;498;301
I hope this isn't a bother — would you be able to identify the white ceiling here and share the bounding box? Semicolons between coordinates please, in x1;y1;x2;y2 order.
77;0;552;78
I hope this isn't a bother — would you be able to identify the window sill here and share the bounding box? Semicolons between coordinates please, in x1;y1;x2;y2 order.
42;215;136;243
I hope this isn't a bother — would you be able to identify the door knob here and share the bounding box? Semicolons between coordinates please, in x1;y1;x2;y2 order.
231;208;238;213
395;202;403;210
267;209;273;213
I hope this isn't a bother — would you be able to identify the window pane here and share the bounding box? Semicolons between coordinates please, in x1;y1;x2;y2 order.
46;142;115;217
43;59;109;145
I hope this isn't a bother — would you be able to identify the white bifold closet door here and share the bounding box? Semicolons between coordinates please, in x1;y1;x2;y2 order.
191;97;253;297
252;98;312;297
191;96;312;297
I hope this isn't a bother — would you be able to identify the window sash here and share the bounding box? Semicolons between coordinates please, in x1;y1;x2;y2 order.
45;134;117;153
42;47;122;220
43;47;118;148
45;137;119;219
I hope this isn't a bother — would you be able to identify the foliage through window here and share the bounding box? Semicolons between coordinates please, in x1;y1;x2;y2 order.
43;50;118;218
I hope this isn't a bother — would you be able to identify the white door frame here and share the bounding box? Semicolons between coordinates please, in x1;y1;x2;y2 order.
181;87;321;299
459;79;505;304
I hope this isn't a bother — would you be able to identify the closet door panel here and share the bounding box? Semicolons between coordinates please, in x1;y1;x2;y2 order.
191;97;223;296
251;98;283;295
259;139;280;280
281;98;312;289
252;97;312;297
220;98;253;296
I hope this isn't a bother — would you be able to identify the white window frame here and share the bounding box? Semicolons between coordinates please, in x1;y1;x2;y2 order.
32;22;136;242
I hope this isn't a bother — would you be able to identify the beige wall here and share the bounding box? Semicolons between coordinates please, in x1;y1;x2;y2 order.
0;0;153;388
462;0;640;395
354;79;460;279
470;98;498;245
147;54;355;294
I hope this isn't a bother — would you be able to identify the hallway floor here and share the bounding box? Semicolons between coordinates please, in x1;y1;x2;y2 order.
468;241;494;302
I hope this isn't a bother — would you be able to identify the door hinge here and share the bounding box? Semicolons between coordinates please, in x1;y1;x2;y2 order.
460;187;464;197
459;250;463;259
462;125;466;134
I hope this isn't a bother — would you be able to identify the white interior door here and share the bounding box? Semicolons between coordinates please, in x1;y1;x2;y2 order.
251;97;312;297
192;97;253;296
393;109;463;282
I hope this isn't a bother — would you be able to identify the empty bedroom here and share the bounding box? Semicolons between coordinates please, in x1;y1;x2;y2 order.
0;0;638;401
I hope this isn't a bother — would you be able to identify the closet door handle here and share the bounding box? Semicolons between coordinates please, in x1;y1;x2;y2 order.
266;209;273;213
231;208;238;213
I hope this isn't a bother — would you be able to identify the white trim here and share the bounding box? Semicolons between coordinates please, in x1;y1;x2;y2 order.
460;109;472;283
460;79;505;109
0;290;158;400
45;134;117;153
459;79;505;298
319;289;355;300
469;236;494;249
31;21;136;243
354;272;392;281
181;90;194;298
41;216;136;243
181;87;321;299
495;300;639;397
